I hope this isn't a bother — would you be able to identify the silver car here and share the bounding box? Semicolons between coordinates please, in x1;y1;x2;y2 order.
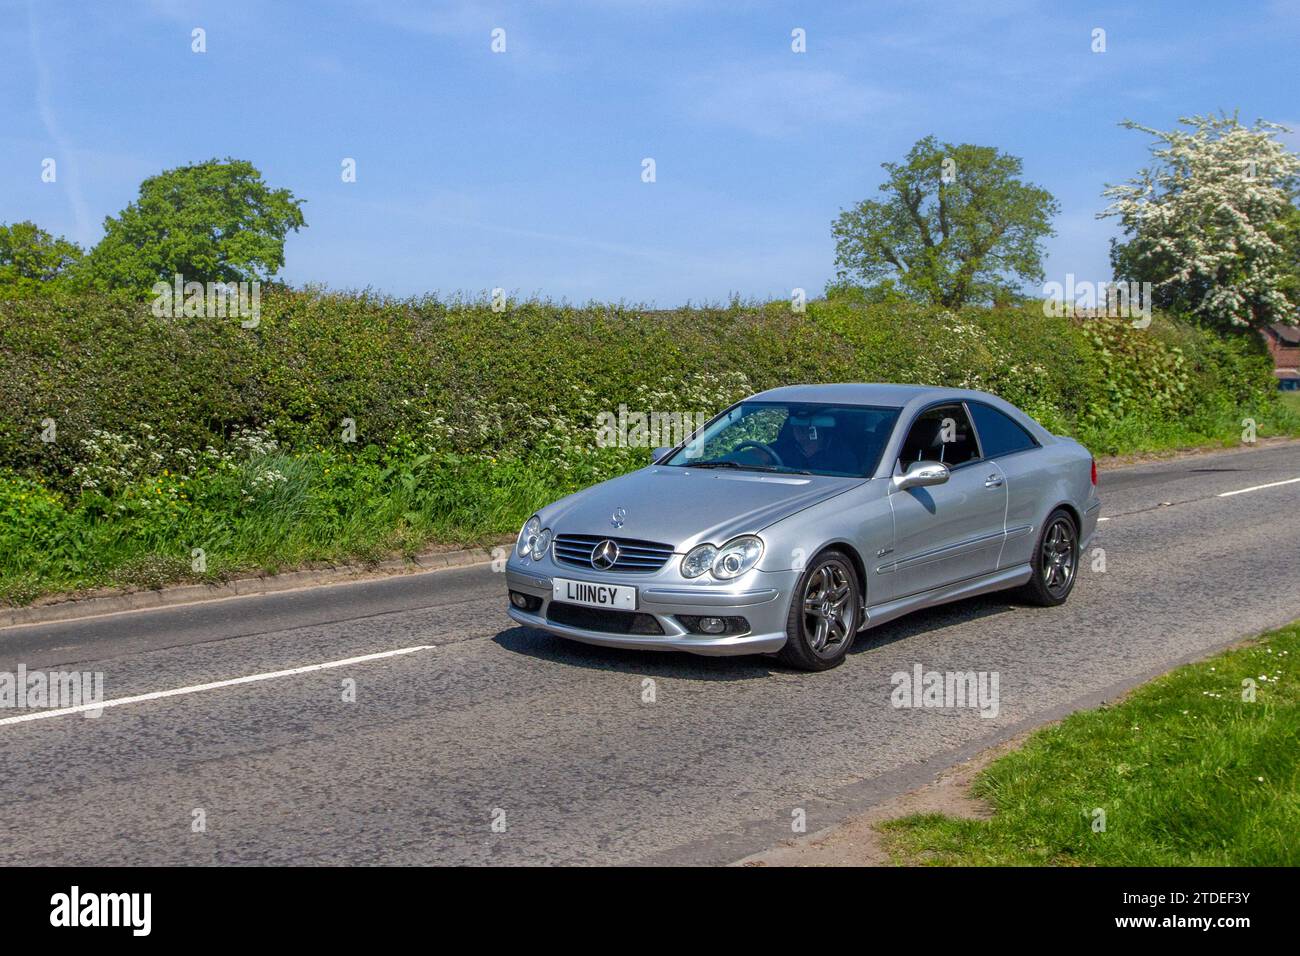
506;384;1100;670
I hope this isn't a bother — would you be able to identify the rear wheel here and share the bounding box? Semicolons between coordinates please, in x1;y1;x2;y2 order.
776;551;861;671
1016;508;1079;606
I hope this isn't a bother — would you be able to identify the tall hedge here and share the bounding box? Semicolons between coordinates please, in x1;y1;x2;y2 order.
0;288;1284;492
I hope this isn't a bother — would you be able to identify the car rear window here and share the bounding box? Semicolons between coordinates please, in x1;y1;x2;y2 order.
968;402;1038;458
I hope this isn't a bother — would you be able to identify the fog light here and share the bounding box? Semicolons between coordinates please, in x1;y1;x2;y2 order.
509;590;541;612
676;614;750;636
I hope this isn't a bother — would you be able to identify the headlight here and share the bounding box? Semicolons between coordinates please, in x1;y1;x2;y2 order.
680;543;718;578
711;535;764;579
681;537;764;579
516;515;542;558
531;527;552;561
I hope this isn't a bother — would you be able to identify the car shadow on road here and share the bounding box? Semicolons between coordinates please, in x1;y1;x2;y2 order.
493;594;1024;678
848;595;1021;655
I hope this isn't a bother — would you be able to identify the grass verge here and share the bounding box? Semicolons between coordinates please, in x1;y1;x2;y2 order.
880;621;1300;866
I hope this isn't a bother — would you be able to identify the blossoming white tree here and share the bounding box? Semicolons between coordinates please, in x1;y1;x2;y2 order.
1101;114;1300;330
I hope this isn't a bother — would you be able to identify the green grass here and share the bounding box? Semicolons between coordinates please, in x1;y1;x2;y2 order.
881;622;1300;866
0;447;600;603
1280;390;1300;417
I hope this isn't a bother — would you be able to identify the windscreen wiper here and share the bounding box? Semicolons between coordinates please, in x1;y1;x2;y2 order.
683;461;811;475
682;460;751;469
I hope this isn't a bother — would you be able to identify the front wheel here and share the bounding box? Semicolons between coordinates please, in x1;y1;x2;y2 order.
776;551;861;671
1016;508;1079;607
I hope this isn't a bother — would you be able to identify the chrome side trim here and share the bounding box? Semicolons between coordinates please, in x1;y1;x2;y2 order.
875;528;1006;575
861;563;1033;630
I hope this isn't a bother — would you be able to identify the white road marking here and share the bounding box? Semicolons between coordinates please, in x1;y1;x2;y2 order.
0;644;435;727
1217;477;1300;498
1097;475;1299;524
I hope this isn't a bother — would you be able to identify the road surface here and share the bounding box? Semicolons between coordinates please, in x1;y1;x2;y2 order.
1;442;1297;865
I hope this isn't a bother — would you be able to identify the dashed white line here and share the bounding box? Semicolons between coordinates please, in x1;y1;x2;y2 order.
1217;476;1300;498
1099;475;1299;523
0;644;436;727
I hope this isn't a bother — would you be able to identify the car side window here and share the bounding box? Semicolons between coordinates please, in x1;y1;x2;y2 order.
968;402;1038;458
898;404;980;468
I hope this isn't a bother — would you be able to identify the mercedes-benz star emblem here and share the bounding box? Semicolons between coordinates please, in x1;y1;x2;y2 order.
591;539;620;570
610;507;626;529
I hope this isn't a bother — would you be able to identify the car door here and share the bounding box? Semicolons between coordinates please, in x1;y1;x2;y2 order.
966;401;1044;569
879;402;1007;601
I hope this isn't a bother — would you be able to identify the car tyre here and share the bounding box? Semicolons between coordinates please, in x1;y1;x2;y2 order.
1016;507;1079;607
776;551;861;671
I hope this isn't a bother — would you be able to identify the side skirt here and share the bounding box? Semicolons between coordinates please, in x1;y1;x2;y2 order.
858;564;1033;632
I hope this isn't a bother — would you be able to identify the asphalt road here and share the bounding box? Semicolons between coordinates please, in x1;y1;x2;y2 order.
1;442;1298;865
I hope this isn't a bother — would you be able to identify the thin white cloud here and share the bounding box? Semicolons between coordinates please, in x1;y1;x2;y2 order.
340;0;564;70
26;0;93;246
342;191;689;267
686;65;895;137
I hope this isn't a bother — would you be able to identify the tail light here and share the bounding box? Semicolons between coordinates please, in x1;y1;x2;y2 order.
1090;458;1097;486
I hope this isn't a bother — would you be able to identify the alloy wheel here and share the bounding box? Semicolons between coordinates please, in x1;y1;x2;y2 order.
1041;516;1077;598
802;563;855;657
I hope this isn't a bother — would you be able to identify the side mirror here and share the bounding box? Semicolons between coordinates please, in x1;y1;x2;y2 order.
892;460;950;492
651;446;671;463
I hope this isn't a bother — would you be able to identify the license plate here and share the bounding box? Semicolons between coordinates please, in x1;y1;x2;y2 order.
552;577;637;610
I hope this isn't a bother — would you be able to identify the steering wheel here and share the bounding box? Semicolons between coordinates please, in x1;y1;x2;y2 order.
732;441;785;467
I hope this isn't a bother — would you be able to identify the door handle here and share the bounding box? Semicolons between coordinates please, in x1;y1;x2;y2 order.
984;474;1004;488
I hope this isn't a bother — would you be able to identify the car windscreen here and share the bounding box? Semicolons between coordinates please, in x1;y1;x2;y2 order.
660;402;901;478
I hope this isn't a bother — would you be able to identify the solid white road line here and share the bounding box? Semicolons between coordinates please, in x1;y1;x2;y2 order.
1217;476;1300;498
0;644;436;727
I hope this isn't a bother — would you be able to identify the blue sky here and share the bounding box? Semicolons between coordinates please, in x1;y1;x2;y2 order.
2;0;1298;305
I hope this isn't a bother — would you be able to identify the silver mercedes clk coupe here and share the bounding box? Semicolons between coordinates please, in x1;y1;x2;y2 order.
506;384;1100;670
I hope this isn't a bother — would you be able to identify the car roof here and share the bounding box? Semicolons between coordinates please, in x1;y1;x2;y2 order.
743;383;1060;464
748;383;956;408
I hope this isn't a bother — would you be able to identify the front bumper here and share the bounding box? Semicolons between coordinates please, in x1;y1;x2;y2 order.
505;562;797;656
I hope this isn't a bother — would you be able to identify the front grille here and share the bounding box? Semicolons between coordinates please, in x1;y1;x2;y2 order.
547;602;665;635
552;534;674;573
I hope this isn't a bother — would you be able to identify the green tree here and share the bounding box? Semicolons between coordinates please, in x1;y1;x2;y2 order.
0;221;84;292
831;136;1059;308
1102;114;1300;330
84;158;306;292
